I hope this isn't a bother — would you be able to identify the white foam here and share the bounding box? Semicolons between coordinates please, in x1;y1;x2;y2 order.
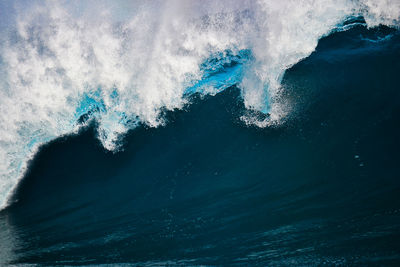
360;0;400;27
0;0;399;209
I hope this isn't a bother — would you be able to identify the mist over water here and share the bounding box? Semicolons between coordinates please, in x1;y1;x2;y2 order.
0;0;400;265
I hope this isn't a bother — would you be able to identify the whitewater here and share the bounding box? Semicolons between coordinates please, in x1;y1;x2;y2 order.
0;0;399;210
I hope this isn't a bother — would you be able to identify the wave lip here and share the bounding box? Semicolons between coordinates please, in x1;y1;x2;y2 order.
0;0;400;210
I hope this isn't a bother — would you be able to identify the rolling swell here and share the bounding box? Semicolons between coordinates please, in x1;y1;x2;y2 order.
1;24;400;265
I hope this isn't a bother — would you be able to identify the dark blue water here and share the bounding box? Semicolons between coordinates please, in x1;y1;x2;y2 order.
1;25;400;265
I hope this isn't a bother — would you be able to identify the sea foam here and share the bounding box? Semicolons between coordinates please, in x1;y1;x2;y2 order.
0;0;399;209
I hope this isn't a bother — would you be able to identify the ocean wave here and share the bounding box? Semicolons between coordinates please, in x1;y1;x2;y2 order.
0;0;399;210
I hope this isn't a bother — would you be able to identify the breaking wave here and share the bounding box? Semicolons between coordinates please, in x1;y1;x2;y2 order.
0;0;399;209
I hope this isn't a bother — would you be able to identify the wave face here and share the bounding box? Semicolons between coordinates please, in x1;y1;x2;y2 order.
1;23;400;265
0;1;399;211
0;1;400;265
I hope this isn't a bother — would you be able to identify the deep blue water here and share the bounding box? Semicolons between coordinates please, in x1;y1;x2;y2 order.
1;25;400;265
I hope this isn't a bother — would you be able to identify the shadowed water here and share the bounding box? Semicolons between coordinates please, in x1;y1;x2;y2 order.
1;25;400;266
